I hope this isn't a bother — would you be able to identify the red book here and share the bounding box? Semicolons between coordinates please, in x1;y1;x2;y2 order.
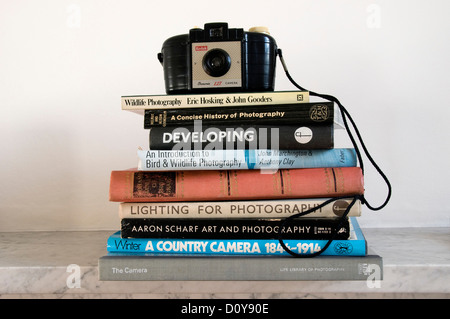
109;167;364;202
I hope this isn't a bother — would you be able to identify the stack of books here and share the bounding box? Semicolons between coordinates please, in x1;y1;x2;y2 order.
99;90;383;281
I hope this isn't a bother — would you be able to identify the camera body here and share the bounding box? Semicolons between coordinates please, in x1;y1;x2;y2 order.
158;23;278;94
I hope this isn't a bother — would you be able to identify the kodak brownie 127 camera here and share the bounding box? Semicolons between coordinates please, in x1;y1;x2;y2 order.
157;22;278;94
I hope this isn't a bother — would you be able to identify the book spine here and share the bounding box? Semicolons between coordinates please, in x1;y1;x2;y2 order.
118;198;362;219
121;91;310;110
106;235;366;256
120;218;350;240
98;254;382;281
109;167;364;202
137;148;356;171
143;102;333;128
148;124;333;150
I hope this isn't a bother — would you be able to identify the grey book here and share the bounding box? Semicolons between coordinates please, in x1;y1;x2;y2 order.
98;249;382;281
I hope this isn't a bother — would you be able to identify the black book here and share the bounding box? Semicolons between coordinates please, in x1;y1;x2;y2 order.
120;217;350;240
148;124;333;150
144;102;334;128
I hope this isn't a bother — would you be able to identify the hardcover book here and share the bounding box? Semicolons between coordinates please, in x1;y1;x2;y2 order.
98;249;382;281
118;198;362;219
137;148;357;171
148;123;334;150
109;167;364;202
121;90;310;111
143;101;334;128
120;217;351;240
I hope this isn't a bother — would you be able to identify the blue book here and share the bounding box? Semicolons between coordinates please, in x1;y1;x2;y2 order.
106;217;367;257
137;148;357;171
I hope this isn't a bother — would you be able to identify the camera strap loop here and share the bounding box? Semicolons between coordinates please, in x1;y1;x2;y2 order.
279;195;361;258
276;49;392;257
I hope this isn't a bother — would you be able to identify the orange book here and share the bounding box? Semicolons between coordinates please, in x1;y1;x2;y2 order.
109;167;364;202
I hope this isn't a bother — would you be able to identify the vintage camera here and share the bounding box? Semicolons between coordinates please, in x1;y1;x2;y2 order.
157;22;278;94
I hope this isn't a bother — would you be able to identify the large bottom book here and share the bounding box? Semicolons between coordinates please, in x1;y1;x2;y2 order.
98;250;382;281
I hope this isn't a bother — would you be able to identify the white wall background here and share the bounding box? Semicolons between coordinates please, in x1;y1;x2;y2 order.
1;0;449;231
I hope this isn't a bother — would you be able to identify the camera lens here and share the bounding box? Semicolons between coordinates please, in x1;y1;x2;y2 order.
202;49;231;77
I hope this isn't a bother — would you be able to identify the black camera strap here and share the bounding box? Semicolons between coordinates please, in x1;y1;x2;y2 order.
276;49;392;257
